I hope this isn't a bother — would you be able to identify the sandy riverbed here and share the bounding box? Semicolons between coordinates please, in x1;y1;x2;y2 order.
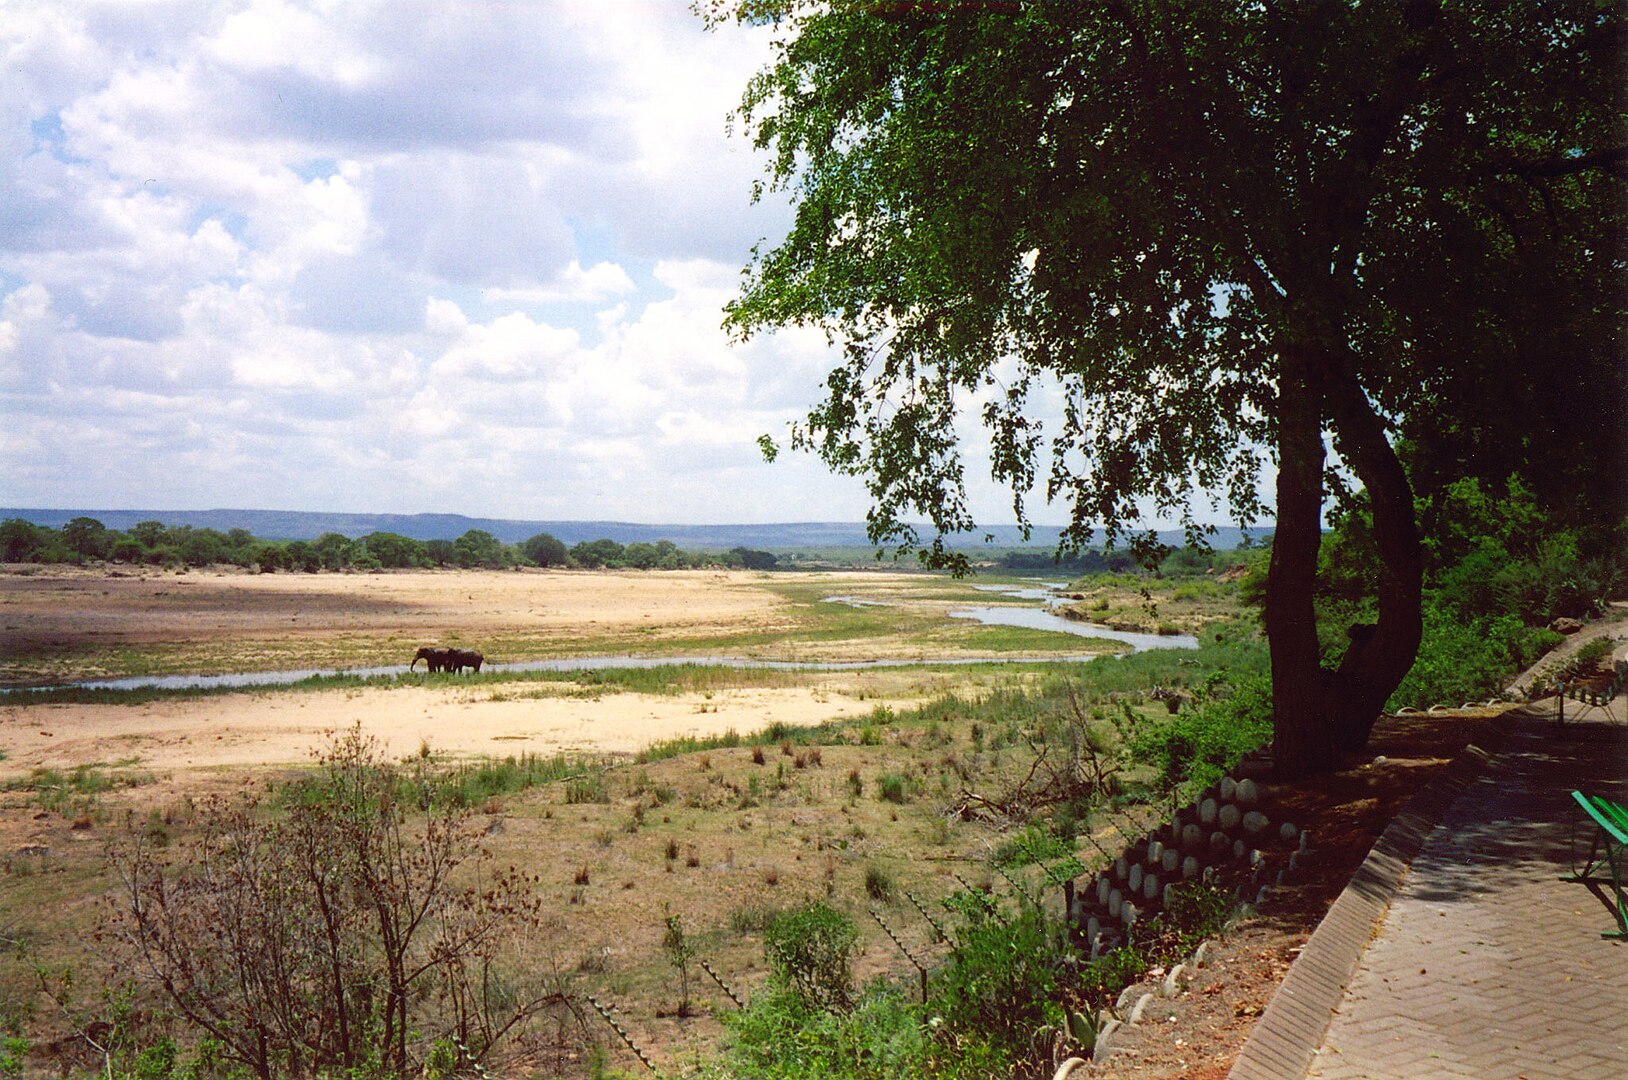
0;566;955;783
0;683;885;779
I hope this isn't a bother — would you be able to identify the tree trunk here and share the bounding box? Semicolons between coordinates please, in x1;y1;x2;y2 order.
1323;360;1424;750
1266;343;1338;777
1266;341;1425;777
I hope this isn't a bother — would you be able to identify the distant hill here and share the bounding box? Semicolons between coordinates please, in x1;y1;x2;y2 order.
0;508;1259;551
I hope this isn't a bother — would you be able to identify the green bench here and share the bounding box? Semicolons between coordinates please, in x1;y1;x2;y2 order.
1564;790;1628;940
1556;659;1626;727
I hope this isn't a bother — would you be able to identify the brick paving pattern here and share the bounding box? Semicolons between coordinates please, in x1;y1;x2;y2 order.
1305;717;1627;1080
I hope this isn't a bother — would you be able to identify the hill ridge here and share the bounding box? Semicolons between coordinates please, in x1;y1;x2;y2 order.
0;507;1256;550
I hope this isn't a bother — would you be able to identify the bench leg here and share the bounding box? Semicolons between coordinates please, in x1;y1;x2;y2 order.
1563;830;1628;939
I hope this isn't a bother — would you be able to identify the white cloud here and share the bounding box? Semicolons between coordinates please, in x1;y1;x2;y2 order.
0;1;902;525
481;261;635;306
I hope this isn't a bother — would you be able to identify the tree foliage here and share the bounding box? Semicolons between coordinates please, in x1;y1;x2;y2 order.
716;0;1624;773
521;531;570;567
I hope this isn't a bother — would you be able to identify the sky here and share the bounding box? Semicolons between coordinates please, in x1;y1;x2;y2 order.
0;1;1257;533
0;0;924;525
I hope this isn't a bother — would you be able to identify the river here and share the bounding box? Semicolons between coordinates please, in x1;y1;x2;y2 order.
11;580;1197;694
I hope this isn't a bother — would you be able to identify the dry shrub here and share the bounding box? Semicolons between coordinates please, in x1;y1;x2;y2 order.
108;727;565;1080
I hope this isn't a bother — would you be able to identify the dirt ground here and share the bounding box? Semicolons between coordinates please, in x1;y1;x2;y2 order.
0;565;783;647
5;565;1618;1077
0;684;896;777
0;565;797;684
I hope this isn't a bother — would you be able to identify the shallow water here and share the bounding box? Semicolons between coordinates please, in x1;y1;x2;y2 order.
9;580;1196;694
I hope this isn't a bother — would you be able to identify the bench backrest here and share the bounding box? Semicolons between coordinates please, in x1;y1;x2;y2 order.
1573;790;1628;845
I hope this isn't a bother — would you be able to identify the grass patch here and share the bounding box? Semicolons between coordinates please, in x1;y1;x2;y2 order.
2;762;155;816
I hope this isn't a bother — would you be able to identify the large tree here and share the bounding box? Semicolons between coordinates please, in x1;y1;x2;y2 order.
715;1;1625;775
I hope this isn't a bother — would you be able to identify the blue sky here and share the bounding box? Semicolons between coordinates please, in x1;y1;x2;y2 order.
0;1;1249;530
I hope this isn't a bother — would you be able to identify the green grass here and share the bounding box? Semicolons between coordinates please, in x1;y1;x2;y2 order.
1;653;1143;709
2;762;156;816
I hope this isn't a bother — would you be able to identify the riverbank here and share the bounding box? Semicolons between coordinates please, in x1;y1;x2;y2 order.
0;564;1148;687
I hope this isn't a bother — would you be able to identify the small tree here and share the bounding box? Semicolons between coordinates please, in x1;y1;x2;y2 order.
62;517;109;561
453;529;512;569
763;902;857;1013
110;729;557;1079
569;538;625;569
661;912;697;1018
0;518;47;562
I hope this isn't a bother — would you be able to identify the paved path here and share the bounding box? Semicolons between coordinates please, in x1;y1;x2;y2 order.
1233;710;1628;1079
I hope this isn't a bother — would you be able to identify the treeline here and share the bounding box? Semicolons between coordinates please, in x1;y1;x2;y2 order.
0;517;779;573
993;540;1262;575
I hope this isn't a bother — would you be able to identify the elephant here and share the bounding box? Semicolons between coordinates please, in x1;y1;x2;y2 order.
447;648;484;674
411;646;455;672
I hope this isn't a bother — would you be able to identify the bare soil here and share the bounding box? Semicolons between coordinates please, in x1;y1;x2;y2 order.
0;565;789;685
4;565;1613;1077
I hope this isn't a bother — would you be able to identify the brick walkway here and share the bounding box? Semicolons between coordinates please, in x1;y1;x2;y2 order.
1232;710;1628;1079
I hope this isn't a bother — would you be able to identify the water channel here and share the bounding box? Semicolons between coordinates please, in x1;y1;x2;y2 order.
11;580;1197;695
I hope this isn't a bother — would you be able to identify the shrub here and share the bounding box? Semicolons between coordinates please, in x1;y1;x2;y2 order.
863;864;895;903
109;728;552;1080
564;770;610;804
1388;610;1560;710
1129;675;1272;792
876;773;908;805
763;902;857;1013
929;905;1065;1067
990;823;1074;870
719;978;925;1080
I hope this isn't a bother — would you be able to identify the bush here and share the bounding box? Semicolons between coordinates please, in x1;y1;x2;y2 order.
990;823;1073;870
863;865;895;903
929;905;1065;1068
718;979;924;1080
1129;676;1272;792
110;728;552;1080
763;902;858;1013
1387;610;1561;709
564;770;610;804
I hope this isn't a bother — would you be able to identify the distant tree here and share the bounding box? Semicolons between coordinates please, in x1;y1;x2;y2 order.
424;539;457;566
179;528;229;567
130;521;166;549
224;528;257;562
311;533;355;571
0;519;47;562
284;540;321;573
652;539;689;570
109;536;145;563
453;529;511;569
569;538;625;569
252;542;289;572
622;542;662;569
62;516;110;560
358;531;428;569
1160;546;1215;577
520;532;569;567
730;547;778;572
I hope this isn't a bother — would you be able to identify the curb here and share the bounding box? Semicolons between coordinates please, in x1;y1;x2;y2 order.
1225;711;1525;1080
